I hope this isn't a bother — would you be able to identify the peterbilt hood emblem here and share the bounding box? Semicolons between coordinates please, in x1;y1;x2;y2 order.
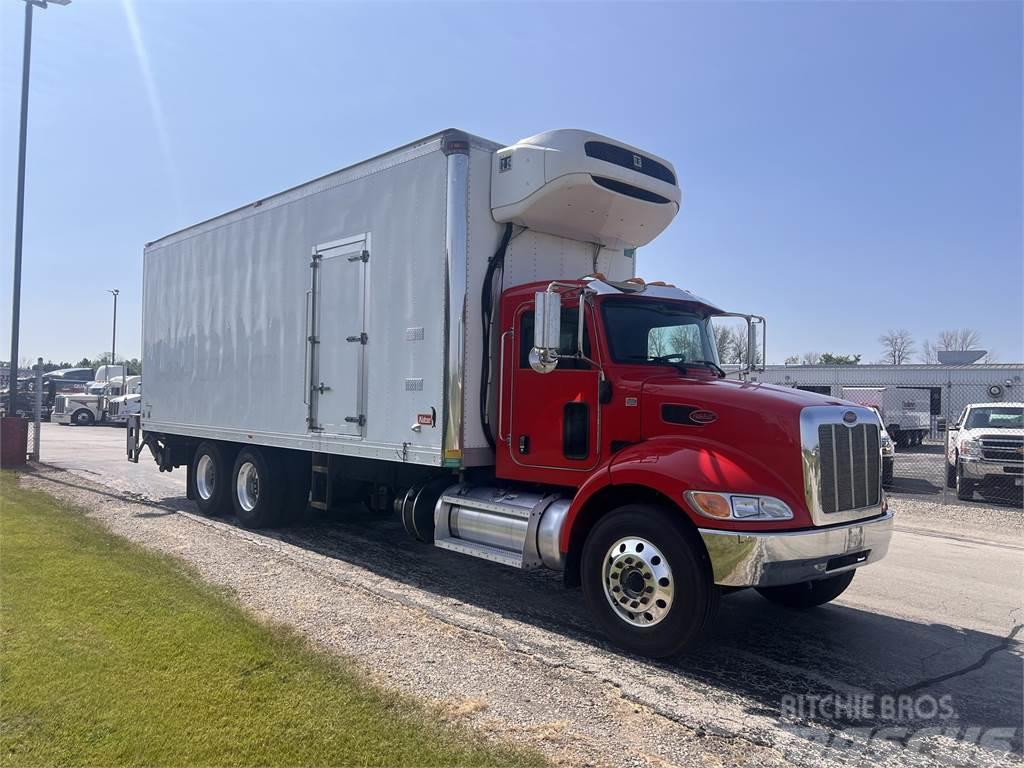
842;410;858;425
690;409;718;424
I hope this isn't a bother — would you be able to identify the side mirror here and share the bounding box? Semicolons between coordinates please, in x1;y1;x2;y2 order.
530;290;561;374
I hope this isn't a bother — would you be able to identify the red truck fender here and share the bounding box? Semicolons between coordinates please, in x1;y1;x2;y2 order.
559;436;808;555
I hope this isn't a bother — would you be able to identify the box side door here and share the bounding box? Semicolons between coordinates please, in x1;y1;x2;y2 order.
307;235;368;437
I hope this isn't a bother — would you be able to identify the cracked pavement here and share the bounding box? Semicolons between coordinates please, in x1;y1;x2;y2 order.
18;423;1024;766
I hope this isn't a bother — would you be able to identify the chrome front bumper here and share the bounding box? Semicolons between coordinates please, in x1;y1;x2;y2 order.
960;458;1024;481
699;512;894;588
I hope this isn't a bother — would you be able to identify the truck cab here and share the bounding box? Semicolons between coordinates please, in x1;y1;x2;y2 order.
106;376;143;425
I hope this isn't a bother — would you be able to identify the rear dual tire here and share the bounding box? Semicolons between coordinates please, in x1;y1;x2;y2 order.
190;442;308;527
189;441;238;517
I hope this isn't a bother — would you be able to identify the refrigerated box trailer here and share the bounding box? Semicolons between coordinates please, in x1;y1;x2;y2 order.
130;129;893;657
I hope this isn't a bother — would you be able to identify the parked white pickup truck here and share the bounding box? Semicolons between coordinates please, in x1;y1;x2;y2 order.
946;403;1024;500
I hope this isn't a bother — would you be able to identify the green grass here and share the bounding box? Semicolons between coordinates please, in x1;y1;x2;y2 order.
0;473;546;767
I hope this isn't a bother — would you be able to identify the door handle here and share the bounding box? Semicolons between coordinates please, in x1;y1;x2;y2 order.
316;382;331;394
303;290;312;405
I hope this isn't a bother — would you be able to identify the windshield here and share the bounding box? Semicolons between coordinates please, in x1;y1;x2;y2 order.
601;299;717;366
964;406;1023;430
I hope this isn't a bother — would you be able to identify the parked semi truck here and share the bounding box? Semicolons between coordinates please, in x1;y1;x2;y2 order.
840;386;931;448
53;366;127;426
128;129;892;657
105;376;142;425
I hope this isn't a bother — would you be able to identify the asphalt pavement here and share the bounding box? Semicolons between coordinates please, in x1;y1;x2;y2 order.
30;422;1024;766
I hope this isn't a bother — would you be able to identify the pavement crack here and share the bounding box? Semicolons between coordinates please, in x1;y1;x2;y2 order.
895;623;1023;696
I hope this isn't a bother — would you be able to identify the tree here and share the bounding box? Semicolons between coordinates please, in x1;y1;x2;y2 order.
784;355;800;365
819;353;861;365
713;326;736;363
938;328;981;352
921;329;988;363
878;329;915;365
801;351;821;366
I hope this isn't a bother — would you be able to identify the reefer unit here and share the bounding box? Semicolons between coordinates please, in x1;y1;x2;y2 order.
141;129;672;469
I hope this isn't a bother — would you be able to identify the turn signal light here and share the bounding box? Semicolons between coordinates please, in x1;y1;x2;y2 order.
684;491;795;521
686;491;732;519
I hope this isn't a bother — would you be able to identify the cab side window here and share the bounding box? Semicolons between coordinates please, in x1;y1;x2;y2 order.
519;308;592;370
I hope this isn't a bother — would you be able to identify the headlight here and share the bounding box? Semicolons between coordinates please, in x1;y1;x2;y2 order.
685;491;794;521
960;439;982;459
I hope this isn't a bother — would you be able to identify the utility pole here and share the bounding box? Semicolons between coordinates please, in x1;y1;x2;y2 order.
7;0;72;415
109;289;119;367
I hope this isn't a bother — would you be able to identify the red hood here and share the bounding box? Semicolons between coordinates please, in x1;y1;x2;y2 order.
636;376;843;519
641;375;842;426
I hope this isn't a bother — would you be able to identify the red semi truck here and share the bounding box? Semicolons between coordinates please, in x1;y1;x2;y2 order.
129;129;892;657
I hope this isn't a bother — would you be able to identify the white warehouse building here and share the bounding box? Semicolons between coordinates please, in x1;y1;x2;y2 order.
751;364;1024;427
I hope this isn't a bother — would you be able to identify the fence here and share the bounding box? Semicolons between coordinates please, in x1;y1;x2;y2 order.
23;358;43;462
752;365;1024;508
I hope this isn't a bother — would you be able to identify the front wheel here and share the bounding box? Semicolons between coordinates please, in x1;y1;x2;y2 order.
71;409;94;426
756;571;855;609
956;464;976;502
581;504;718;658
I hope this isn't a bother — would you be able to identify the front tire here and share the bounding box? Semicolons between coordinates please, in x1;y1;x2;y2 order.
581;504;718;658
71;409;94;426
756;571;855;608
956;464;975;502
231;446;285;528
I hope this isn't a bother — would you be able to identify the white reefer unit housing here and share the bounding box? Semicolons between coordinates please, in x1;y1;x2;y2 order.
141;129;680;469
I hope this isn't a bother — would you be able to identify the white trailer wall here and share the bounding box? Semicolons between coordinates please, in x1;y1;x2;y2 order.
143;130;643;469
143;136;455;465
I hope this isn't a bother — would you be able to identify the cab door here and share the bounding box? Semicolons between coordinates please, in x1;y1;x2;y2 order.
506;301;601;474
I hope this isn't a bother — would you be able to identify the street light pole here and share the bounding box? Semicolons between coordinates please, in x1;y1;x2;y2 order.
7;0;71;415
108;289;119;368
7;1;34;415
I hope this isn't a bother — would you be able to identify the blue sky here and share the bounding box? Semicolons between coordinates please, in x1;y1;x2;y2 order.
1;1;1021;365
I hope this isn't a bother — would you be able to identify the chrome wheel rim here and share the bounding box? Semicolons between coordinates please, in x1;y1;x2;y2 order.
196;454;216;501
603;537;674;627
236;461;260;512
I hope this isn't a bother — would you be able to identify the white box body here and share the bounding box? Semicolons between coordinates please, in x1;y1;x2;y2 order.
141;129;675;468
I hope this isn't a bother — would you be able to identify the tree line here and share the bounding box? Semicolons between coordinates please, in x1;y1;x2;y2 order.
14;356;143;376
785;327;995;366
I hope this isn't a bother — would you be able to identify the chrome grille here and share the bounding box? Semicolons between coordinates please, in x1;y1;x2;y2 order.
817;422;881;515
53;396;66;415
980;435;1023;463
108;401;120;417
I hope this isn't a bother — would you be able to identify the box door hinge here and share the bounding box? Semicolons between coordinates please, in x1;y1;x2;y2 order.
346;333;368;344
347;249;369;263
345;415;366;427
